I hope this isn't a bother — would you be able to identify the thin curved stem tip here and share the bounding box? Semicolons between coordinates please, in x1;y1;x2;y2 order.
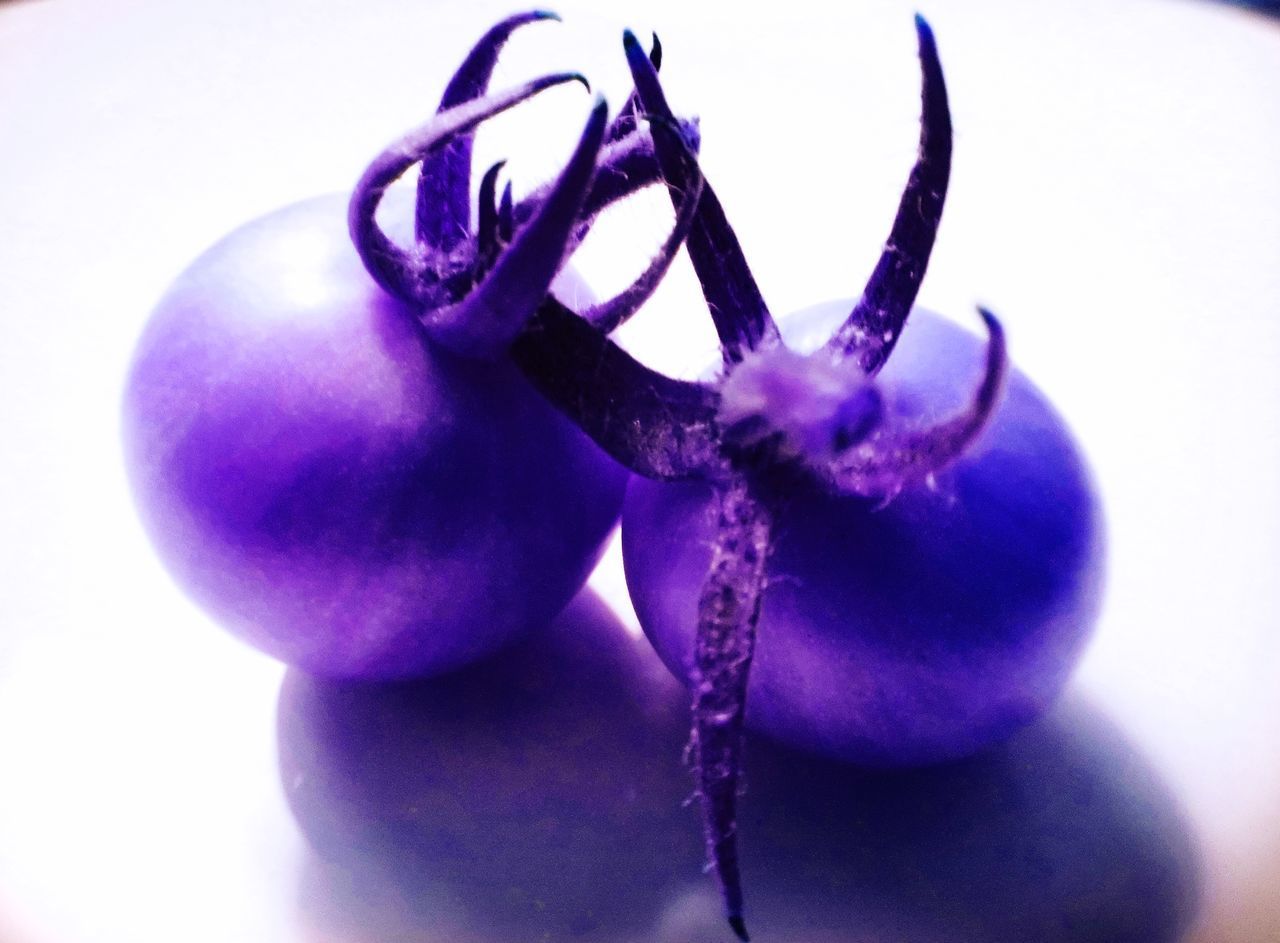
825;14;952;375
607;31;662;143
582;115;705;335
424;96;608;358
417;10;560;249
830;307;1007;500
475;159;508;270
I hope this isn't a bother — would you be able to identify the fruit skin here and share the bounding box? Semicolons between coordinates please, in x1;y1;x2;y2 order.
122;193;625;680
623;302;1105;767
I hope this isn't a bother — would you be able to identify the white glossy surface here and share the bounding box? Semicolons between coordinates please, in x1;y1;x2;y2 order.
1;0;1278;940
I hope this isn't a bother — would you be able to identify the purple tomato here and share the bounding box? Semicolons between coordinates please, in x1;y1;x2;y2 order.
122;193;625;679
120;14;696;681
623;302;1106;767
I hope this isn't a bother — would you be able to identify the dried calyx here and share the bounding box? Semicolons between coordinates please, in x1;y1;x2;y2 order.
347;11;1007;942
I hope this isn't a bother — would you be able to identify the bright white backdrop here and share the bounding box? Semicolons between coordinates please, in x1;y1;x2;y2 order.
1;0;1278;940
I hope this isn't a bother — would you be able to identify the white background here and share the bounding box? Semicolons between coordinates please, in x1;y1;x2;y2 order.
1;0;1278;940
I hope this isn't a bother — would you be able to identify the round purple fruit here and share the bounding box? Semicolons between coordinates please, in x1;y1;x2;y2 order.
123;193;625;679
623;303;1105;767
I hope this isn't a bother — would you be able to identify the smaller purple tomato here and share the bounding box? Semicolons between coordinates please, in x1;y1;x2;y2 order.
623;302;1105;767
123;194;625;679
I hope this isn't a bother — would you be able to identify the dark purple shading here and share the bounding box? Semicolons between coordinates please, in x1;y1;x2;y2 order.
424;98;608;358
280;592;704;940
416;10;559;250
498;179;514;242
285;633;1199;942
509;299;723;481
622;30;781;365
825;14;952;374
831;383;886;453
475;159;506;271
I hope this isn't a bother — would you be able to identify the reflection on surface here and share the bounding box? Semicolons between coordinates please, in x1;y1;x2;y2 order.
280;590;701;943
278;592;1200;942
734;701;1202;942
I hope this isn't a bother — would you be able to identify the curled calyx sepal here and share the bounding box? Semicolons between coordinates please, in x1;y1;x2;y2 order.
347;10;703;360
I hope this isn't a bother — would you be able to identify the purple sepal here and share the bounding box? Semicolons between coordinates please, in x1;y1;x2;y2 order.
348;72;586;305
514;119;702;255
498;179;515;242
417;10;560;250
583;118;701;223
606;32;662;143
825;14;952;374
622;31;781;365
582;121;704;334
510;300;723;481
475;160;507;271
830;308;1007;500
423;97;608;358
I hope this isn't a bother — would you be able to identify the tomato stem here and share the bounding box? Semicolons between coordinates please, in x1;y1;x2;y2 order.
509;300;724;480
350;76;704;354
581;118;704;334
350;72;586;304
690;474;773;942
348;20;992;935
606;32;663;143
423;97;608;358
417;10;561;250
824;14;952;373
516;120;703;257
623;30;782;365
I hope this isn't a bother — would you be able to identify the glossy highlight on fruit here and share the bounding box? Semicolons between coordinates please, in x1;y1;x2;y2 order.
624;303;1105;767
